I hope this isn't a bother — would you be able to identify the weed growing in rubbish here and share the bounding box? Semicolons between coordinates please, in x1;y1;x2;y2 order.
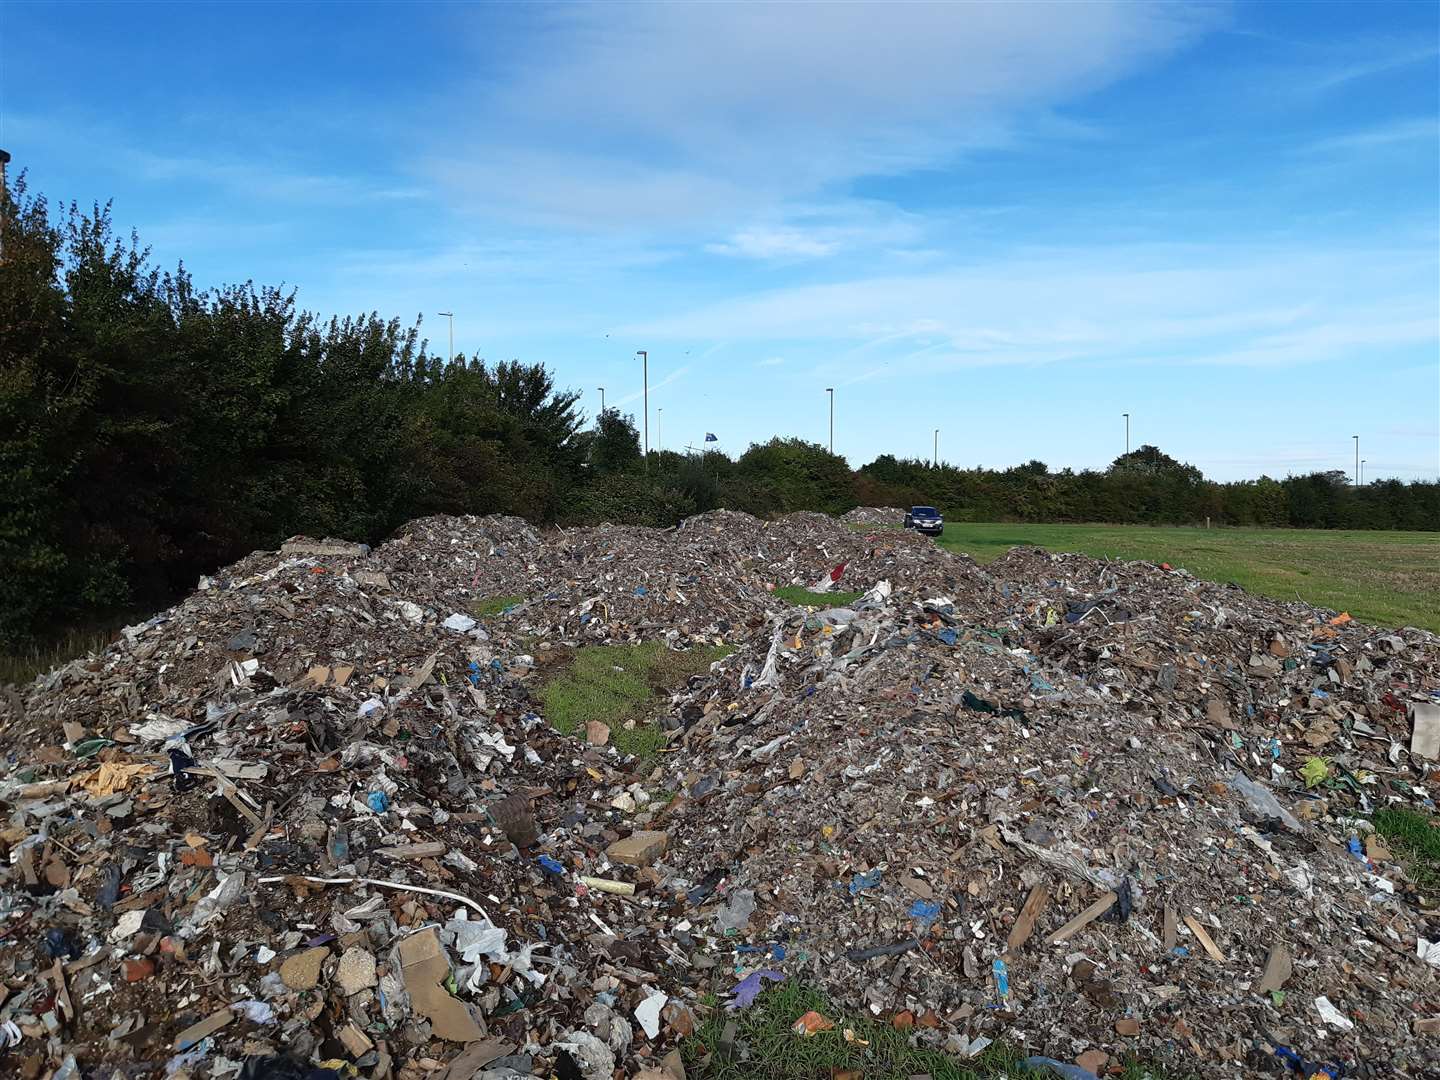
1372;806;1440;892
538;642;732;760
682;979;1192;1080
773;586;864;608
468;595;523;618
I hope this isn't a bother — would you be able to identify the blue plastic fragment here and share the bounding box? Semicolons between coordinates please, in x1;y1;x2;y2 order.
937;628;957;646
848;868;882;896
634;585;648;597
536;855;565;875
1029;671;1057;692
728;969;784;1009
366;791;390;813
992;957;1010;999
909;899;941;925
1347;836;1367;861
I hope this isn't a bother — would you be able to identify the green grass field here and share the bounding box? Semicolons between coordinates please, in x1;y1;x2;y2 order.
931;523;1440;632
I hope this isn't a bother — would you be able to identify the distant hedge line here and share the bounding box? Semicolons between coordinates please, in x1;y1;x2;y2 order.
3;182;1435;646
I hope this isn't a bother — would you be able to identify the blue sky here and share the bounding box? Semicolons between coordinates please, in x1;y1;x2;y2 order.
3;0;1436;481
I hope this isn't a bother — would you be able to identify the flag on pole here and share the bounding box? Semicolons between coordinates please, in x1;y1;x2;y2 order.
705;433;718;442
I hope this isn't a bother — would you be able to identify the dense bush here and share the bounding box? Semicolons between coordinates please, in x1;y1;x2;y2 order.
2;179;1435;647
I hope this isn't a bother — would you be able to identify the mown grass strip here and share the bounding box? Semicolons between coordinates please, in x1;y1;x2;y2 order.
933;522;1440;632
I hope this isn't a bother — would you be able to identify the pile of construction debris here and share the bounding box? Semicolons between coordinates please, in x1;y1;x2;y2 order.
1;510;1437;1080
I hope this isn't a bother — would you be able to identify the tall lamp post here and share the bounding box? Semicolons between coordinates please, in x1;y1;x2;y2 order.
1123;412;1130;455
597;387;605;424
1353;434;1360;486
436;312;454;361
637;350;648;470
1361;459;1366;486
658;408;663;453
826;388;834;453
933;429;939;468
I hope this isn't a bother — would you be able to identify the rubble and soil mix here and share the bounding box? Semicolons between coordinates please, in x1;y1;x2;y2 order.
2;508;1437;1079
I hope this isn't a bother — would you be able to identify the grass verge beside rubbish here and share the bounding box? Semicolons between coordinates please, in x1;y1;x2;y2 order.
468;594;523;618
682;979;1187;1080
0;622;131;685
773;586;865;608
1372;806;1440;893
933;523;1440;633
538;642;732;758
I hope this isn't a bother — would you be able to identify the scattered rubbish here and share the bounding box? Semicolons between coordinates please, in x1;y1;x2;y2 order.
992;957;1010;1000
728;969;784;1009
0;507;1435;1076
792;1010;835;1036
1021;1056;1100;1080
1315;995;1355;1032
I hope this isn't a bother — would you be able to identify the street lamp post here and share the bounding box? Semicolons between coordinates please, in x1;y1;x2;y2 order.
1123;413;1130;456
597;387;605;425
826;388;834;453
436;312;454;361
637;350;648;470
1353;434;1360;486
933;429;939;468
658;408;663;453
1361;459;1366;486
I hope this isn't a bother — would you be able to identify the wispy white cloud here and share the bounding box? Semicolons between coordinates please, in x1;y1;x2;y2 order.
707;227;839;260
621;241;1438;379
757;356;786;367
1302;117;1438;155
430;1;1218;229
1307;42;1439;94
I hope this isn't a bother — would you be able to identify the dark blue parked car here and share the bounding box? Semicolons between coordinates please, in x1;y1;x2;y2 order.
903;505;943;536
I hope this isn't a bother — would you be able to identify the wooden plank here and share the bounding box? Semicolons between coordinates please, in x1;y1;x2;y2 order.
1183;915;1227;962
1048;891;1117;944
1005;884;1050;958
1163;905;1177;950
375;841;447;860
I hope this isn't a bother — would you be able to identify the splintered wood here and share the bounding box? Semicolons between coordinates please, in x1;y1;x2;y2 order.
1049;891;1117;944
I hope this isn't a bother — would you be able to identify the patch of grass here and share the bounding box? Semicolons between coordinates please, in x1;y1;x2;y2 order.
683;980;1189;1080
932;523;1440;632
468;595;523;618
538;642;732;759
0;622;132;686
1373;806;1440;891
773;586;865;608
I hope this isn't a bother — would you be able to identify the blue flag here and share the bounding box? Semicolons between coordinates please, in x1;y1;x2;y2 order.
705;433;718;441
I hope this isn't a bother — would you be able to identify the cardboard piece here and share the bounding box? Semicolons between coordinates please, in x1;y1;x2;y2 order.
1256;944;1291;993
398;928;486;1042
1411;703;1440;761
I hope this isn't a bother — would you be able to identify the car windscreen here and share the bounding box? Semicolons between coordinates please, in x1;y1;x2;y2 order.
913;507;937;516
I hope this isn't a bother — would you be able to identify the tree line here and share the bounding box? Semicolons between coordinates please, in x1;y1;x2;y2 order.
2;182;1435;647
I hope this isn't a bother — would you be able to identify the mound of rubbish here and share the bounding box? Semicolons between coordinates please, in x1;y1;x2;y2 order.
840;506;904;527
2;512;1438;1080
